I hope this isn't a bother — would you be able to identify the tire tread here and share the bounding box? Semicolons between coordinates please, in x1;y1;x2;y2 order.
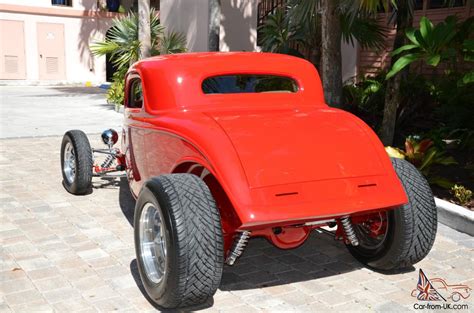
390;158;437;269
141;174;223;308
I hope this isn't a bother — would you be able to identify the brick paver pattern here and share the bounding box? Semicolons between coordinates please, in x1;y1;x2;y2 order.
0;136;472;312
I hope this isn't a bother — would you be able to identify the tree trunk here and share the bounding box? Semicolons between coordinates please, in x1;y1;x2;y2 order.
380;3;413;145
321;0;343;108
138;0;151;59
208;0;221;51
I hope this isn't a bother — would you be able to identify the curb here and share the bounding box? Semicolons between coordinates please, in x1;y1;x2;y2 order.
435;197;474;236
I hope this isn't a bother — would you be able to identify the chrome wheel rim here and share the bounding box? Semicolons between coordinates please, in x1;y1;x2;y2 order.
139;202;167;284
63;142;76;184
354;212;389;250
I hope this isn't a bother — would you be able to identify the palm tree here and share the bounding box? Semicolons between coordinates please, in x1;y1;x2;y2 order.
321;0;343;107
381;0;415;145
138;0;151;58
259;0;386;108
209;0;221;51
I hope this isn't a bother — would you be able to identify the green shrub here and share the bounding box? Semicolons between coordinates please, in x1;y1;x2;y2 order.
107;80;125;106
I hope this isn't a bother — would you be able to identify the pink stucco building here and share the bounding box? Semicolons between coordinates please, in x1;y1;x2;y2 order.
0;0;146;83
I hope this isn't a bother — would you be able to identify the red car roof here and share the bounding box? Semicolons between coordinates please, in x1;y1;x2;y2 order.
129;52;325;112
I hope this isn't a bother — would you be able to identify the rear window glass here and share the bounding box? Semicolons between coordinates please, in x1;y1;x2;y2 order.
202;74;298;94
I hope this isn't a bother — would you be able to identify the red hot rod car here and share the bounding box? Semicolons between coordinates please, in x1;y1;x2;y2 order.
61;52;437;309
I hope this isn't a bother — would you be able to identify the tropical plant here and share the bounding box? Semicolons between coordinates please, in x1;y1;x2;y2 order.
344;70;433;139
451;184;473;207
258;0;387;107
91;9;186;105
258;8;305;57
343;74;384;128
386;16;474;81
158;32;188;55
385;135;457;188
105;70;126;106
91;9;186;73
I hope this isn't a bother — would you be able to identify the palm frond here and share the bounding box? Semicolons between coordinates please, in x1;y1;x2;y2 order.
90;8;185;73
286;0;318;25
158;32;187;55
340;13;387;50
258;8;293;53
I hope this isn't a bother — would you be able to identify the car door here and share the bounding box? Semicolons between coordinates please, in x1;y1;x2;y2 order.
122;73;148;196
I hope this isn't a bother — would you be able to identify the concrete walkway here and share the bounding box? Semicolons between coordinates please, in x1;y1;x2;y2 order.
0;86;122;138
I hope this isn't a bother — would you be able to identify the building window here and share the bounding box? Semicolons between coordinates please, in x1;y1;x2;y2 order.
51;0;72;6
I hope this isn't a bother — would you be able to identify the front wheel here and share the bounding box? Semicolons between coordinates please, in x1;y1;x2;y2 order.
347;158;437;271
60;130;93;195
134;174;224;309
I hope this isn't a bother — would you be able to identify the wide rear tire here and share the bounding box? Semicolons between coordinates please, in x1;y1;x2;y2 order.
134;174;224;309
348;158;437;271
60;130;93;195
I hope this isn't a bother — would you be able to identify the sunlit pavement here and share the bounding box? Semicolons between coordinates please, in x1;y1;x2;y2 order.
0;86;122;139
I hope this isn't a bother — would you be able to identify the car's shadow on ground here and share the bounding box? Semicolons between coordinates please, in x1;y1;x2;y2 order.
116;176;414;310
92;176;122;189
118;177;135;226
219;233;363;291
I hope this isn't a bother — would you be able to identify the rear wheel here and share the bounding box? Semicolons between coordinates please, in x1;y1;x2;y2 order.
134;174;224;309
347;158;437;271
60;130;93;195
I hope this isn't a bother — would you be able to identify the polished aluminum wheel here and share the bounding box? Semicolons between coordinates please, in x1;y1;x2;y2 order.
139;202;167;284
63;142;76;184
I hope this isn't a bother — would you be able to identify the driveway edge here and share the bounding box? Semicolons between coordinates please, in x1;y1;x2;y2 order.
435;197;474;236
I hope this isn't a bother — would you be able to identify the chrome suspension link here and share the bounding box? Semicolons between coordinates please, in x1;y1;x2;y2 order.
225;231;251;266
341;216;359;246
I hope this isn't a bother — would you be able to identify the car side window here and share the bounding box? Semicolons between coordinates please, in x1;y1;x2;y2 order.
128;79;143;109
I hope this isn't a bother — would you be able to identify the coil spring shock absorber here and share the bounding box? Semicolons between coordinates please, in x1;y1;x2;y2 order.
225;231;251;265
341;217;359;246
101;154;116;169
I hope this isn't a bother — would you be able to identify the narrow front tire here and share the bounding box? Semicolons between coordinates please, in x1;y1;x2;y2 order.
60;130;93;195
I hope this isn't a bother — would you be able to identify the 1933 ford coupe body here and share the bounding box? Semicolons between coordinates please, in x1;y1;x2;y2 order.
60;52;437;309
